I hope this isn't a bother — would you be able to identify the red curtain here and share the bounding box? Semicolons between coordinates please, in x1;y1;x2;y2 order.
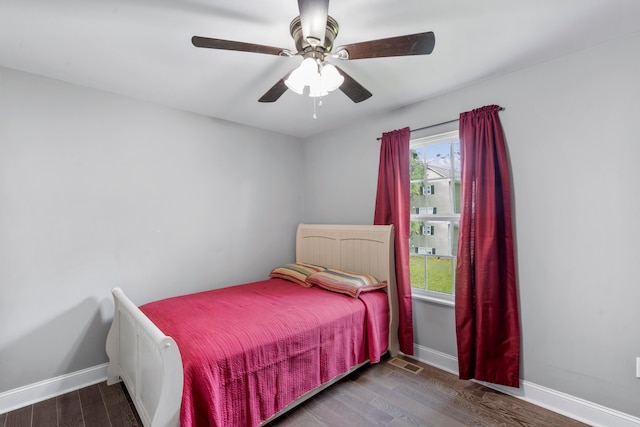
455;105;520;387
374;127;413;355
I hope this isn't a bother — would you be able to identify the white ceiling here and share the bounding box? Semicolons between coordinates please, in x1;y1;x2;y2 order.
1;0;639;138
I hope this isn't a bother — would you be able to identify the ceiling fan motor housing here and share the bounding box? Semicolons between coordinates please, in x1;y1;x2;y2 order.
290;15;339;58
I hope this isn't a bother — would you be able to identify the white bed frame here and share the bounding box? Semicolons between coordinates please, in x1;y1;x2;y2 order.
106;224;399;427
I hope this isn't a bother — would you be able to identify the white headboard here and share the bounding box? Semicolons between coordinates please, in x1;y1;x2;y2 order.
295;224;399;356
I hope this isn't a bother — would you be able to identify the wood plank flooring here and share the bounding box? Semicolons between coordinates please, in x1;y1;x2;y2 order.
1;356;589;427
266;356;590;427
0;382;142;427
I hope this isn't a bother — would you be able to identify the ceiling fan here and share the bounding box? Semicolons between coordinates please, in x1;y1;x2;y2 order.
191;0;435;104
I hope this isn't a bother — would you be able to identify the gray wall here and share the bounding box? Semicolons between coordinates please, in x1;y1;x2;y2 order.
303;32;640;417
0;67;304;393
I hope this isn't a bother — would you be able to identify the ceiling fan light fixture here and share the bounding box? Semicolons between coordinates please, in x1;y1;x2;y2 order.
308;73;329;98
284;57;316;94
285;57;344;98
284;70;305;95
320;63;344;92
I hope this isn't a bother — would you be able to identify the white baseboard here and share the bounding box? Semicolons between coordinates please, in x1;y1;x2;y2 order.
411;344;640;427
411;343;460;375
0;363;109;414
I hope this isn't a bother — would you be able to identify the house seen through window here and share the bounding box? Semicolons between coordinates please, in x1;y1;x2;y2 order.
410;130;460;301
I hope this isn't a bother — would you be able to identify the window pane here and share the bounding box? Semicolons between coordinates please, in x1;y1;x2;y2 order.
426;178;453;215
425;141;451;170
410;255;426;290
410;148;426;214
410;255;455;294
453;140;461;178
426;257;454;294
411;146;427;179
410;220;453;256
426;141;455;215
453;180;461;214
452;222;459;256
430;220;452;256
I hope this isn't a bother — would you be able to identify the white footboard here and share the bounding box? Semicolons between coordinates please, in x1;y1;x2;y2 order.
105;287;183;427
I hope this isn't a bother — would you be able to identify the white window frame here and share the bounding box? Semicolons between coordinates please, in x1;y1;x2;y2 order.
410;130;460;306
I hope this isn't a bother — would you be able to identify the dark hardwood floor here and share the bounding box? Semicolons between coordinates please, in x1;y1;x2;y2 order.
0;382;142;427
1;356;589;427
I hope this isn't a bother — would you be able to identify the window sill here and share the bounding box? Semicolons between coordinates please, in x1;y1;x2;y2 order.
411;292;455;307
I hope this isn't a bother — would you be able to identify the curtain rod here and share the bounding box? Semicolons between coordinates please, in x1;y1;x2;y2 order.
376;107;505;141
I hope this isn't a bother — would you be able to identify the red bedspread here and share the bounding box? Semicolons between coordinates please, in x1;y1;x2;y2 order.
140;278;389;427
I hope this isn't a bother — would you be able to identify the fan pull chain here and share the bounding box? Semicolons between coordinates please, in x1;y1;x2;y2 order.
313;96;317;119
312;96;324;120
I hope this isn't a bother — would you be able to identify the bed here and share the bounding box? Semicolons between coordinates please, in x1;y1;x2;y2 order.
105;223;400;426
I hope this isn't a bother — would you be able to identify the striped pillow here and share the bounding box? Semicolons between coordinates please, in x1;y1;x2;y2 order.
269;263;326;287
305;268;387;298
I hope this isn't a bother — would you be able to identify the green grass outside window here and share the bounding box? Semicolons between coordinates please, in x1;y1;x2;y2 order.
410;255;454;294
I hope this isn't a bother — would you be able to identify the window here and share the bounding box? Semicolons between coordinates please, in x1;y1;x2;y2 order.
410;130;460;302
420;184;435;195
421;225;434;236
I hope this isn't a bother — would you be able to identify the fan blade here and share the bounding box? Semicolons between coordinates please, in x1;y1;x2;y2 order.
335;32;435;60
297;0;329;46
192;36;285;56
335;66;372;103
258;78;289;103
